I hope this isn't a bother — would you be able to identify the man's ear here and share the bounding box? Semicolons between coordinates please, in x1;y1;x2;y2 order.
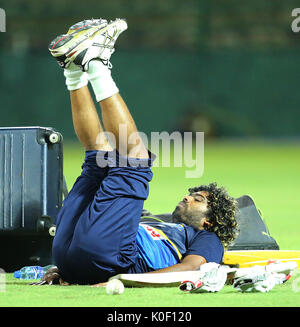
203;218;213;228
199;217;213;230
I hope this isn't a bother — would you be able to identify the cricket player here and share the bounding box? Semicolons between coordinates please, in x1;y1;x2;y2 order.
48;18;238;285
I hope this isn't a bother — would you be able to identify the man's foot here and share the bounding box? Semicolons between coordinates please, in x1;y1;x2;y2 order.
48;18;108;69
48;18;127;71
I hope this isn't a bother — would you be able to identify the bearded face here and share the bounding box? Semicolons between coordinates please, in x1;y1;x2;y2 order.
172;191;212;230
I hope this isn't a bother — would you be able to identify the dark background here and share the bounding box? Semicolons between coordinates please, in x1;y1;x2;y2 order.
1;0;299;140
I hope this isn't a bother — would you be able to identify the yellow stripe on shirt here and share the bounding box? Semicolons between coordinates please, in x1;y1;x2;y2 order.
151;226;183;261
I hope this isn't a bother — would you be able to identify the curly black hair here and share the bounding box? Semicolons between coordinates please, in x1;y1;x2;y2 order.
189;182;239;249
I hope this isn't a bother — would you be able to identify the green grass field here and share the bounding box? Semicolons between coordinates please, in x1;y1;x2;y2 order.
1;139;300;307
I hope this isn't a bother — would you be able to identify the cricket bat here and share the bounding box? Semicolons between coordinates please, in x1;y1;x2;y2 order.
109;261;298;288
223;250;300;268
109;271;203;288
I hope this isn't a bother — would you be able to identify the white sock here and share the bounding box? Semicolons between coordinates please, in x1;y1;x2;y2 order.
86;60;119;102
63;63;89;91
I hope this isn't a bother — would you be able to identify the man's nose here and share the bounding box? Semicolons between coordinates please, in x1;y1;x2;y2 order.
183;195;193;202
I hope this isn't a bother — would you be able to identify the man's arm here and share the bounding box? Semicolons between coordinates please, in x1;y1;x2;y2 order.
146;254;206;274
90;255;207;287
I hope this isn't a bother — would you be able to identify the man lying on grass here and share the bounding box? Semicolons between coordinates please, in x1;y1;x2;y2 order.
42;17;239;286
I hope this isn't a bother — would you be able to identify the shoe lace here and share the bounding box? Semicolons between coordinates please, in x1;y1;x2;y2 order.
100;59;113;69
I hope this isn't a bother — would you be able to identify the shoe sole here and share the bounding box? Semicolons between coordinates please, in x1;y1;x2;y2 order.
49;19;127;68
49;25;104;52
67;19;107;35
49;19;127;56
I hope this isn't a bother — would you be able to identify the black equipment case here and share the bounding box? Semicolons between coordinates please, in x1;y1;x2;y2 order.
0;127;64;272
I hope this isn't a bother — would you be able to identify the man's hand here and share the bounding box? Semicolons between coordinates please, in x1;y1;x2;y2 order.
91;282;108;287
90;255;206;287
30;266;69;286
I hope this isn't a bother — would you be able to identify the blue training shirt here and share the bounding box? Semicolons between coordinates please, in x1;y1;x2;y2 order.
129;221;224;273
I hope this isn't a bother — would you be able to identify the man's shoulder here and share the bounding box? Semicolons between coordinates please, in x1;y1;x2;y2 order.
187;227;222;243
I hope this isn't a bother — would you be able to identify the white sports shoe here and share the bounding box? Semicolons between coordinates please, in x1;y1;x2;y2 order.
48;18;127;71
